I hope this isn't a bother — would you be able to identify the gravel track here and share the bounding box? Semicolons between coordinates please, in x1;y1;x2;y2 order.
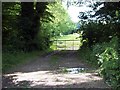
2;50;112;89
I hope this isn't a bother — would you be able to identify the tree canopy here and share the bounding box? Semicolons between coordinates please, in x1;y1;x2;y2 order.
2;1;76;52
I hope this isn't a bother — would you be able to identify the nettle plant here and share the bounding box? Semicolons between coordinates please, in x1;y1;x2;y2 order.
97;37;120;89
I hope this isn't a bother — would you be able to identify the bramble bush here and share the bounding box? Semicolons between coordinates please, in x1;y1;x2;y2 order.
97;37;120;89
79;37;120;89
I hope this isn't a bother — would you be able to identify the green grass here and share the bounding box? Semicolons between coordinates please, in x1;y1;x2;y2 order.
2;49;53;73
52;33;81;40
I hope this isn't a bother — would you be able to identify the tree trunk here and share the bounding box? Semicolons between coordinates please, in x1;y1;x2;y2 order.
19;2;48;51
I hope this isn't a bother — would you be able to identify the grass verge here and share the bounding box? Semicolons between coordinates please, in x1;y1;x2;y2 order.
2;48;53;73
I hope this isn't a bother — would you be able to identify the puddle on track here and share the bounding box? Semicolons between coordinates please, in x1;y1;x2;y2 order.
59;67;89;74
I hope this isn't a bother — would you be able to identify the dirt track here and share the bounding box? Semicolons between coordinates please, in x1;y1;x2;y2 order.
2;50;111;89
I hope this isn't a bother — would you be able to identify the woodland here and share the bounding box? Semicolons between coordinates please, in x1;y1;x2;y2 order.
2;1;120;89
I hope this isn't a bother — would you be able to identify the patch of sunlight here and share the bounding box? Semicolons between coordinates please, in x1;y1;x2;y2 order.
4;70;103;87
57;33;81;40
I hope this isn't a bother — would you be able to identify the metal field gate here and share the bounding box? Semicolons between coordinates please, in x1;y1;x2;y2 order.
51;40;80;50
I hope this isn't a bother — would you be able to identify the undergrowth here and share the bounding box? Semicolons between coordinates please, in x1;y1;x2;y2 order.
79;37;120;90
2;48;53;73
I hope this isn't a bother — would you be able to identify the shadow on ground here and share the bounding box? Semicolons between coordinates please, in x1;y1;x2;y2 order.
2;50;112;89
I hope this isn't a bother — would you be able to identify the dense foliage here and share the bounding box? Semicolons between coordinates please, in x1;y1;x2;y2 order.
2;2;21;52
41;1;76;39
97;37;120;89
78;2;120;89
80;37;120;89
